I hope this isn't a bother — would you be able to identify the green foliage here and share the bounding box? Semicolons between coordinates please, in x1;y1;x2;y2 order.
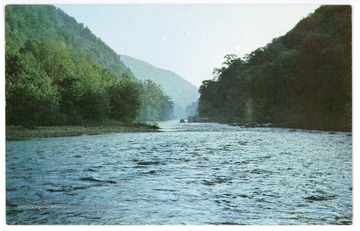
6;48;59;126
198;5;351;131
108;75;142;124
138;80;174;121
5;5;133;80
5;39;139;125
120;55;198;112
5;5;174;126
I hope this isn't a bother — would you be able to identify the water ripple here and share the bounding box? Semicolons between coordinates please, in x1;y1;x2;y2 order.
6;121;352;225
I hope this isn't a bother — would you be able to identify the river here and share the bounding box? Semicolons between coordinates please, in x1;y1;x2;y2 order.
6;121;352;225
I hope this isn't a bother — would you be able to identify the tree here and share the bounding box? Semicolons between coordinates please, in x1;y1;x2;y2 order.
138;80;174;121
5;5;148;126
6;47;59;125
198;5;352;131
108;75;142;124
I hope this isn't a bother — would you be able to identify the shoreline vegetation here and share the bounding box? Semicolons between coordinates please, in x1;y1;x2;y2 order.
5;6;174;129
197;6;351;132
6;123;160;140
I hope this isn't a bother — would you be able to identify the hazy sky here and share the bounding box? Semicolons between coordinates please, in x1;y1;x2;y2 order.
57;4;320;87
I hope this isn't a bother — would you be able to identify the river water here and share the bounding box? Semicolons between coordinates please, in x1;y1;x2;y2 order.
6;121;352;225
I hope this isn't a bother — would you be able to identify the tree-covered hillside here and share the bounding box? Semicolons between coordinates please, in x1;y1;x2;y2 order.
120;55;199;118
198;5;351;131
5;5;173;125
5;5;132;79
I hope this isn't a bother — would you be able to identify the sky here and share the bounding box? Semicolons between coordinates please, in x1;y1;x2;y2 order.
56;4;320;87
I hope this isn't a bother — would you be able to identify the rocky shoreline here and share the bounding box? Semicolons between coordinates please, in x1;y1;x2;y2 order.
6;125;160;140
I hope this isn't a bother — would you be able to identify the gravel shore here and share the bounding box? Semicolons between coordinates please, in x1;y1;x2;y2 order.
6;125;159;140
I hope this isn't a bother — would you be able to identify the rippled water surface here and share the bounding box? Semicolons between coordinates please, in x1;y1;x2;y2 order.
6;121;352;224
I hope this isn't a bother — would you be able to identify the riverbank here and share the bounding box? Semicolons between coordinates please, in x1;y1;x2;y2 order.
6;124;160;140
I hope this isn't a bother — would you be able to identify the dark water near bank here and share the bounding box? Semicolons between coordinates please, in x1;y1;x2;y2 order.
6;121;352;224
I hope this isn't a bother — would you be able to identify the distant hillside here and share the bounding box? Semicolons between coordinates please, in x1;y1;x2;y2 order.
120;55;199;112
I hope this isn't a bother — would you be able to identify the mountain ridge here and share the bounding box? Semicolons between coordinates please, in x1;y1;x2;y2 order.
120;55;199;112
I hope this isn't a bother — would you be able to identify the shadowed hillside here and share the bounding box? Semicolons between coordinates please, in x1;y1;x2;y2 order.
198;5;351;131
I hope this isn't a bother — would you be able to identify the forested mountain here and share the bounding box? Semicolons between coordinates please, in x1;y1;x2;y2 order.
5;5;173;125
5;5;133;80
120;55;199;117
198;5;351;131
